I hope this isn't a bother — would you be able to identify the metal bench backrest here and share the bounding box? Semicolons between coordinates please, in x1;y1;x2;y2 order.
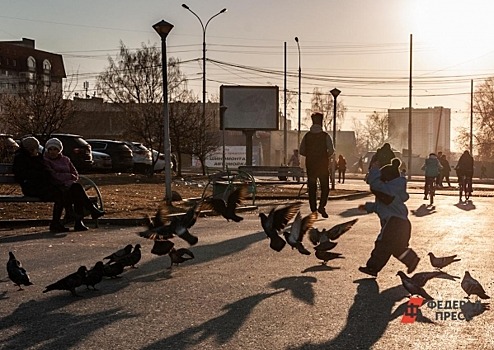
0;163;16;184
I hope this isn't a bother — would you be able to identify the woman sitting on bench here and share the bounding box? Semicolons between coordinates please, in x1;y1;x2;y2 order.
13;137;70;233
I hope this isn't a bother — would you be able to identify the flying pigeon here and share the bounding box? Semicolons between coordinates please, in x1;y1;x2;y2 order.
115;244;141;269
428;252;461;270
283;211;317;255
83;261;105;290
461;271;490;300
7;252;33;291
315;250;343;265
203;185;248;222
139;201;202;245
151;240;175;256
103;262;124;279
168;248;194;268
308;218;358;246
103;244;133;264
259;203;301;252
397;271;433;300
43;266;88;297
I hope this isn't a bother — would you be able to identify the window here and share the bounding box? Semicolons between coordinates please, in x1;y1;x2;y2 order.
27;56;36;71
43;59;51;72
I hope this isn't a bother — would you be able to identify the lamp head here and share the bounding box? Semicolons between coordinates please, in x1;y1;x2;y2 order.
181;4;190;9
153;20;174;38
330;88;341;98
220;8;227;13
295;37;299;43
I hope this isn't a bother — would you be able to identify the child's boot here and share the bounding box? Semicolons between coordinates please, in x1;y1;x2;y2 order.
398;248;420;274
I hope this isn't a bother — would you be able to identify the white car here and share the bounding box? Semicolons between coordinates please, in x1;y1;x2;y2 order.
91;151;112;171
124;141;153;174
151;149;175;173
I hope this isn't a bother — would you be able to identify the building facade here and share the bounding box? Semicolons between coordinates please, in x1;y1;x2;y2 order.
388;106;451;157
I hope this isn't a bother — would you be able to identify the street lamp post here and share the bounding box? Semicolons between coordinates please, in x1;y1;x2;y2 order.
153;20;174;204
182;4;227;150
330;88;341;191
220;105;228;170
295;37;301;146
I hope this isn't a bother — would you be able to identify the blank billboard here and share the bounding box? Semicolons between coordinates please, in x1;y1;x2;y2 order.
220;85;279;130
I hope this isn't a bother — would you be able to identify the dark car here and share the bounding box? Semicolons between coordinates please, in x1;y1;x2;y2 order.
86;139;134;172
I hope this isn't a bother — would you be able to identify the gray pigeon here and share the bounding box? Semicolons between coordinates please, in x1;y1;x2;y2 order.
7;252;33;291
43;266;88;297
309;218;358;245
283;211;317;255
461;271;490;299
428;252;461;270
203;185;248;222
315;250;343;265
408;270;453;287
259;203;301;252
103;262;124;278
169;248;194;268
115;244;141;268
397;271;434;300
83;261;105;290
104;244;133;264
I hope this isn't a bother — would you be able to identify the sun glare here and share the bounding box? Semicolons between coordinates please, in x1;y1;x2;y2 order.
408;1;494;72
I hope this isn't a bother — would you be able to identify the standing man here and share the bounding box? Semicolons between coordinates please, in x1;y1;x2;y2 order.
299;112;334;218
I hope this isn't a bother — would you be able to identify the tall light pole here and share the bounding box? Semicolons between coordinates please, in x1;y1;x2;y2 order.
220;105;228;170
295;37;301;146
330;88;341;190
153;20;174;204
182;4;227;148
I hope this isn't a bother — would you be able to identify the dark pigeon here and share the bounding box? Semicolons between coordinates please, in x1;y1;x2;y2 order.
151;240;175;256
461;271;490;300
115;244;141;268
428;252;461;270
259;203;301;252
169;248;194;268
7;252;33;291
43;266;88;297
283;211;317;255
308;218;358;246
83;261;105;290
315;250;343;265
203;185;248;222
397;271;433;300
103;262;124;279
408;270;454;287
104;244;133;264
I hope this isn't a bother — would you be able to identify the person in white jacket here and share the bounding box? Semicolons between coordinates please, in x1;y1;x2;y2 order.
358;158;420;277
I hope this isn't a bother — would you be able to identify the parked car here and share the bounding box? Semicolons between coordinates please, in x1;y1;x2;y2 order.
0;134;19;163
151;149;166;172
123;141;153;174
86;139;133;172
91;151;112;172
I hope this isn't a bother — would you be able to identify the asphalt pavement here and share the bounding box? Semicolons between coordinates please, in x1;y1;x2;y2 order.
1;177;493;349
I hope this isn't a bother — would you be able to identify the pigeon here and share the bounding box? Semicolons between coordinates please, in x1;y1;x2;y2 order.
115;244;141;268
43;266;88;297
104;244;133;264
169;248;194;268
259;203;301;252
315;250;343;265
103;262;124;278
83;261;105;290
408;270;452;287
283;211;317;255
308;218;358;246
7;252;33;291
461;271;490;299
203;185;248;222
428;252;461;270
397;271;433;300
151;240;175;256
139;201;202;246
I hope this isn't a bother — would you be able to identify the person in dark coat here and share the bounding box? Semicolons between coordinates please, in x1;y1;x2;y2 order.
299;112;334;218
12;137;69;232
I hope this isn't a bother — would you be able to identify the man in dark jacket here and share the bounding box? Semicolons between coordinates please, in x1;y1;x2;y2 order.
299;112;334;218
12;137;69;232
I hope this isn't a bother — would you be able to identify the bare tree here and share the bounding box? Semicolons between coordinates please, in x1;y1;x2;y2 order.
308;87;345;131
0;80;76;139
456;77;494;160
352;111;389;152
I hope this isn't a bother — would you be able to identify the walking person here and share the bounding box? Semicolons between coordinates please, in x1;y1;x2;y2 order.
288;149;301;181
421;153;442;200
299;112;334;218
337;154;347;184
43;138;105;231
358;158;420;277
439;154;452;187
12;137;70;233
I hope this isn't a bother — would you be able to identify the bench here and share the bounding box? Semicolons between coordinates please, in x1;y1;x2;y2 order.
0;163;104;227
203;168;257;204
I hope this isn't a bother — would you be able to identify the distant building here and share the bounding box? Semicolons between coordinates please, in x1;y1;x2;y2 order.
388;107;451;157
0;38;66;95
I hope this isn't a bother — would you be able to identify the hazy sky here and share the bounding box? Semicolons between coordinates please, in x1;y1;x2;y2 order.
3;0;494;148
